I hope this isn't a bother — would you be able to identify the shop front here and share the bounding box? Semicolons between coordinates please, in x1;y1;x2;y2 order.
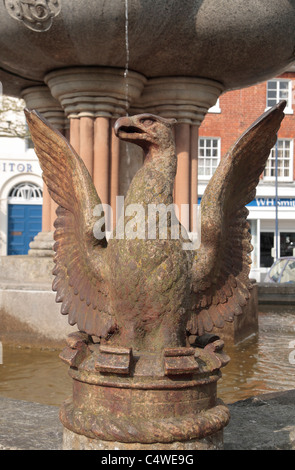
248;197;295;281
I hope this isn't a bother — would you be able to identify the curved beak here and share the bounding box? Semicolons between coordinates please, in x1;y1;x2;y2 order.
114;116;144;140
114;116;132;136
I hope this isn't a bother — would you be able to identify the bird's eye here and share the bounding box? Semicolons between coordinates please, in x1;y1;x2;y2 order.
140;118;155;127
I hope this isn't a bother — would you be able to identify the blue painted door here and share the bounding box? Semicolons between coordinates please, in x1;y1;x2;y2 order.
7;204;42;255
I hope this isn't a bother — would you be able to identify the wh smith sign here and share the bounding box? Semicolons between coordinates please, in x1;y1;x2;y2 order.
247;198;295;207
198;197;295;208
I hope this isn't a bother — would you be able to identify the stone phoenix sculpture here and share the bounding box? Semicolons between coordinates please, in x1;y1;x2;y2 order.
25;102;285;449
25;102;286;352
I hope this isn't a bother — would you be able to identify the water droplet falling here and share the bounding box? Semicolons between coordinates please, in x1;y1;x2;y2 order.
124;0;130;117
124;0;131;166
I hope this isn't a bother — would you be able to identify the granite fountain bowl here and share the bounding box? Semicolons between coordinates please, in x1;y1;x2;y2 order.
0;0;295;97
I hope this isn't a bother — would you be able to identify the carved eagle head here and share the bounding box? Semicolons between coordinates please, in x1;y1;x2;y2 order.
114;113;176;153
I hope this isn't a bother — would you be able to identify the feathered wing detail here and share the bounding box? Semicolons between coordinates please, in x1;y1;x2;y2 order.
188;101;286;336
25;109;115;338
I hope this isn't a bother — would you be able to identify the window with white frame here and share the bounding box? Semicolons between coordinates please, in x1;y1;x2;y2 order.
266;79;293;114
8;183;43;202
198;137;220;178
263;139;293;181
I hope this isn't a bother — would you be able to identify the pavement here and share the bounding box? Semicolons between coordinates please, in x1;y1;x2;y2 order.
224;389;295;450
0;389;294;451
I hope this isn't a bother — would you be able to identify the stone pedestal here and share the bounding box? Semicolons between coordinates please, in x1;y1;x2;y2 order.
59;332;230;450
28;231;54;257
62;428;224;451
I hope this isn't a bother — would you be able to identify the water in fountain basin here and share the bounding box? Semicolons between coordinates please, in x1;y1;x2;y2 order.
0;346;71;406
0;310;294;406
218;308;295;404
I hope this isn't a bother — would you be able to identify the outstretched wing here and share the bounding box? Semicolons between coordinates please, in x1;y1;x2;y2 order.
25;109;115;338
187;101;286;336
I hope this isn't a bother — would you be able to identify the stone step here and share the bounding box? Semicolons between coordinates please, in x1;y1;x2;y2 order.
0;255;55;284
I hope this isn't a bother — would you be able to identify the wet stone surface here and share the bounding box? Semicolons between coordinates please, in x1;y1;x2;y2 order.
0;397;63;450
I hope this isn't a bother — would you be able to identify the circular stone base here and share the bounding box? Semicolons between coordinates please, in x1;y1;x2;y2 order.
62;428;224;451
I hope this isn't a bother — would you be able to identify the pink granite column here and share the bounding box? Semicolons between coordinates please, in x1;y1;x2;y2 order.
93;117;110;206
70;118;80;154
110;118;121;228
174;123;191;231
79;116;94;177
190;125;199;232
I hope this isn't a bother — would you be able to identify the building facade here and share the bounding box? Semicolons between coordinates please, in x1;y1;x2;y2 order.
0;135;43;256
199;72;295;281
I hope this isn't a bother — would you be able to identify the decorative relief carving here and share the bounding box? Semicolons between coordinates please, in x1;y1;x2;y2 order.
3;0;61;32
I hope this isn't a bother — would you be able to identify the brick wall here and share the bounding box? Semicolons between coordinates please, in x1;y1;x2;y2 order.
199;73;295;180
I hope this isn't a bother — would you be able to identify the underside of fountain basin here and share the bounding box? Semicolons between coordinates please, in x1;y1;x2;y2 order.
0;0;295;97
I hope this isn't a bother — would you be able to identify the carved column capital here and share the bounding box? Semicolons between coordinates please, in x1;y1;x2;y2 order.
131;77;224;126
45;67;147;119
21;85;67;131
